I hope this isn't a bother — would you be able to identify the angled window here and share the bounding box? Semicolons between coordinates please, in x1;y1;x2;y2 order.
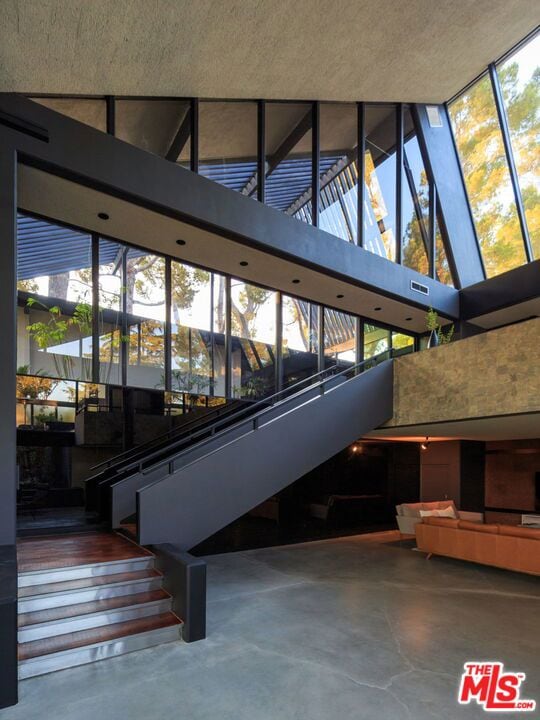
449;76;527;277
497;34;540;259
282;296;319;388
324;308;356;368
116;99;191;161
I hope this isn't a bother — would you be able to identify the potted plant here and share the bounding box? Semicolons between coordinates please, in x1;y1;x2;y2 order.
425;308;454;348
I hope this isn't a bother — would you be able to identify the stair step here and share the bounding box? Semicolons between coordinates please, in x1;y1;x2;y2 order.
18;589;172;642
18;569;163;613
18;555;154;588
18;612;183;679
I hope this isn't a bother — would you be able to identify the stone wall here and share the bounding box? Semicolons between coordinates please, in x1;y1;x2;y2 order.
385;317;540;427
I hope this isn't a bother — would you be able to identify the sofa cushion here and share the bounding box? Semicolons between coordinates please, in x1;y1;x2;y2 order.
459;520;498;534
420;505;457;519
422;517;460;528
498;524;540;540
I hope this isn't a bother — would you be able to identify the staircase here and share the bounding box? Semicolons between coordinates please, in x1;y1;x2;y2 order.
17;532;182;679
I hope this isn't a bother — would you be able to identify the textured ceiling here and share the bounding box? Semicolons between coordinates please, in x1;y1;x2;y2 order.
0;0;537;102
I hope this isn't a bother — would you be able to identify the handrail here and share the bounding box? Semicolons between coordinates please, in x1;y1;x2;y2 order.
120;350;393;481
91;363;340;476
89;399;245;472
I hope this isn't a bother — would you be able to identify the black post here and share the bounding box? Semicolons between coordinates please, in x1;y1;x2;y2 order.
395;103;403;264
257;100;266;204
317;305;325;372
0;146;18;708
164;257;172;391
355;317;364;364
312;102;320;227
106;96;116;136
488;64;533;262
91;234;100;382
275;292;283;392
121;248;128;387
428;184;436;279
357;102;365;247
190;99;199;174
224;276;232;398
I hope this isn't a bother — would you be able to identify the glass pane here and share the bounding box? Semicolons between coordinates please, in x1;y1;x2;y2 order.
265;103;313;222
171;261;212;395
324;308;356;368
319;104;358;243
212;274;227;397
126;249;166;389
449;75;527;277
98;239;124;385
199;102;257;193
498;35;540;259
17;214;93;381
30;98;106;132
402;107;430;274
364;105;397;261
392;331;414;356
230;280;276;398
364;323;390;359
435;217;454;286
282;296;319;388
116;100;191;160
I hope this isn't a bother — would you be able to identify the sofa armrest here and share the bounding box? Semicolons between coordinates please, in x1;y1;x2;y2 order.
396;516;421;535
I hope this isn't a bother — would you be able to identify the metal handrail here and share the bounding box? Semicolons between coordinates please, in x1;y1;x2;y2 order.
91;363;341;477
89;399;246;472
125;350;393;481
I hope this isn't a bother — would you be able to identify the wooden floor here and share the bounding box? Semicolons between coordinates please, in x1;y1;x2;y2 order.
17;531;152;572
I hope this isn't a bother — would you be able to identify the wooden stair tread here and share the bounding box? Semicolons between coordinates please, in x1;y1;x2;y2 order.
19;612;182;661
18;568;161;598
18;531;152;572
18;589;171;627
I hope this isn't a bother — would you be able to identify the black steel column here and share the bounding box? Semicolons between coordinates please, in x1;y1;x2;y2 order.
121;249;128;386
106;96;116;136
0;146;18;708
428;184;437;279
357;102;365;247
355;317;364;364
224;276;232;398
190;98;199;174
91;234;100;382
257;100;266;203
164;257;172;391
311;101;320;227
275;292;283;392
489;63;533;262
317;305;325;372
395;103;403;264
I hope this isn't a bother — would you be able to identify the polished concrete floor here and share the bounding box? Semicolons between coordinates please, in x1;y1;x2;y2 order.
5;532;539;720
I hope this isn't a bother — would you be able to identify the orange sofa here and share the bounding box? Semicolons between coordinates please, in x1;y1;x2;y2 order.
416;517;540;575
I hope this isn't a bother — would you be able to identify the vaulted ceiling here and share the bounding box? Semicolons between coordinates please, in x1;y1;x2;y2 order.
0;0;537;102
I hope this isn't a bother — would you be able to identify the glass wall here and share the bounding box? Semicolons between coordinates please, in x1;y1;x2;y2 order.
364;105;398;261
282;296;319;388
116;99;191;160
30;97;107;132
364;324;390;359
402;106;430;274
230;280;277;398
126;249;166;389
199;101;257;192
17;214;93;381
319;104;358;242
98;239;124;385
324;308;356;368
266;103;313;222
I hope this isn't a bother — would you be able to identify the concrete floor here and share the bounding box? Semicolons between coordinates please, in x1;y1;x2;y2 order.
5;533;540;720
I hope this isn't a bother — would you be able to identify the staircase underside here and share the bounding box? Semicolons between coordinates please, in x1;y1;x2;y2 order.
17;532;183;679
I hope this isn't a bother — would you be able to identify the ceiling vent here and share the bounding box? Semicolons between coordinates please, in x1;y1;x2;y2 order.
410;280;429;296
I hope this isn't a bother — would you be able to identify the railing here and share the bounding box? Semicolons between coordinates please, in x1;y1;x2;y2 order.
121;350;394;482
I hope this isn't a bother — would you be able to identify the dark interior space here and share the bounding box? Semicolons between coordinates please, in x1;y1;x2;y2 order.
191;440;420;555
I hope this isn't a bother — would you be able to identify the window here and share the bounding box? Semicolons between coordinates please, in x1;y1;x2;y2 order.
266;103;313;222
318;104;358;243
324;308;356;368
363;105;397;261
116;100;191;160
497;35;540;259
282;296;319;388
30;97;106;132
98;239;124;385
17;214;93;381
449;76;527;277
402;107;430;274
230;280;276;398
199;102;257;193
364;324;390;359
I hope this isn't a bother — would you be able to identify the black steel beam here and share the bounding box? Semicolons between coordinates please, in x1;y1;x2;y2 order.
190;98;199;173
91;233;100;382
357;102;365;248
165;108;191;163
164;257;172;391
106;96;115;136
488;63;533;263
428;184;436;279
224;276;232;397
257;100;265;203
311;102;320;227
395;104;403;265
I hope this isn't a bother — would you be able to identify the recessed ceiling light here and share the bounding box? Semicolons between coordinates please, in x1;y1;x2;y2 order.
97;212;109;220
374;306;382;311
336;294;344;299
405;317;413;321
292;279;300;284
176;239;186;246
239;261;249;267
